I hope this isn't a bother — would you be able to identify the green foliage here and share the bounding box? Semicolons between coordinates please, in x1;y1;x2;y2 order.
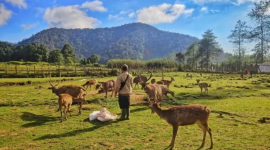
11;43;49;62
61;44;76;64
17;23;198;63
185;41;198;70
48;49;64;65
0;41;14;62
88;54;100;64
175;52;185;63
197;30;223;70
248;1;270;63
80;58;88;65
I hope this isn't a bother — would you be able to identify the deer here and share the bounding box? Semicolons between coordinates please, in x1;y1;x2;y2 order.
156;81;164;85
148;101;213;150
160;77;175;89
160;85;175;100
96;80;116;98
151;78;156;84
138;76;162;102
58;94;87;122
49;77;87;115
133;73;152;89
82;79;97;90
199;82;208;95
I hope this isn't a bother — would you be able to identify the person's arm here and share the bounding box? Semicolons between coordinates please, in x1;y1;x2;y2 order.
115;75;121;93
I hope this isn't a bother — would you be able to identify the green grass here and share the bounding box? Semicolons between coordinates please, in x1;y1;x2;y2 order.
1;72;270;150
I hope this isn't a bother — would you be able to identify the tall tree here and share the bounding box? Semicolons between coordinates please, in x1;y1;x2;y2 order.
88;54;100;64
49;49;64;65
175;52;185;64
0;42;14;62
197;29;223;71
248;1;270;63
185;41;198;70
61;44;76;64
228;20;249;71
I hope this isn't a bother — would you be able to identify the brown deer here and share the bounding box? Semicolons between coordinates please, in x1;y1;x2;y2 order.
199;82;208;95
49;78;87;115
139;76;162;102
151;78;156;84
161;77;175;89
156;81;164;85
133;73;152;89
58;94;87;122
82;79;97;90
160;85;175;100
148;101;213;150
96;80;116;98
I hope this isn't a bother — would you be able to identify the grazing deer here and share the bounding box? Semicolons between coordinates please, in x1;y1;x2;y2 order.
133;73;152;89
196;79;200;84
58;94;87;122
82;79;97;90
96;80;116;98
161;77;175;89
49;77;87;115
160;85;175;100
199;82;208;95
156;81;164;85
148;101;213;150
151;78;156;84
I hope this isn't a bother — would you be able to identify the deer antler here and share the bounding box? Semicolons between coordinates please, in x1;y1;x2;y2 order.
49;73;53;87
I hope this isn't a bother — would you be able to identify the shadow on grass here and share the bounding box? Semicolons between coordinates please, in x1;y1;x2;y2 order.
34;119;122;141
20;112;58;127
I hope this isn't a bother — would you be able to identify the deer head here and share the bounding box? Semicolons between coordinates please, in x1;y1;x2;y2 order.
49;75;60;94
148;101;161;114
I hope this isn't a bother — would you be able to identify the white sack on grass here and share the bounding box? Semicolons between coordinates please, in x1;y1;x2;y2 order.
89;111;100;121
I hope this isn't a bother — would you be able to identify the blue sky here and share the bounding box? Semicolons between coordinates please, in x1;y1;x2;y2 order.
0;0;262;53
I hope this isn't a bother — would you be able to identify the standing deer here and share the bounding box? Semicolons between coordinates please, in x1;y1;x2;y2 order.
160;77;175;89
160;85;175;100
82;79;97;90
199;82;208;95
58;94;87;122
148;101;213;150
133;73;152;89
96;80;116;98
49;77;87;115
139;76;162;102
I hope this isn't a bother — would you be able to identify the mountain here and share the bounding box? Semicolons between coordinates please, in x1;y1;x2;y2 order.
18;23;199;63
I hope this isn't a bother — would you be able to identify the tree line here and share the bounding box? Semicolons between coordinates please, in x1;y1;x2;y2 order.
0;42;100;65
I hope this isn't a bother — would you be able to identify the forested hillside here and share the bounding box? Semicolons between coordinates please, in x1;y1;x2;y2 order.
18;23;198;63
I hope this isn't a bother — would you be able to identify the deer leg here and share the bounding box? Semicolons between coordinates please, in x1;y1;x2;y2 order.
111;88;114;97
147;95;151;102
207;127;213;149
64;105;68;120
200;88;203;95
60;106;63;122
169;125;178;149
68;104;71;117
78;102;82;115
197;122;207;149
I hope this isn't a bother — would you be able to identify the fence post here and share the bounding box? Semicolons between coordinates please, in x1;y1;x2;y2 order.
34;66;36;74
15;65;17;75
26;64;29;78
41;65;44;77
75;64;77;76
5;63;7;75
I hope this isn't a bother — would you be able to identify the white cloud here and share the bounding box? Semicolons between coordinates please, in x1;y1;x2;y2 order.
192;0;263;5
81;0;107;12
120;11;127;15
44;5;100;29
128;12;135;18
5;0;27;9
201;6;208;12
210;9;219;13
0;4;12;26
108;14;124;20
20;23;37;30
136;3;194;24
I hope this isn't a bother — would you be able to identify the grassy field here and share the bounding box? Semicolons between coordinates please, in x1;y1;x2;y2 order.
0;72;270;150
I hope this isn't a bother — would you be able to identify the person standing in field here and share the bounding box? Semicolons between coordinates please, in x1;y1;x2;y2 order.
115;64;133;120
